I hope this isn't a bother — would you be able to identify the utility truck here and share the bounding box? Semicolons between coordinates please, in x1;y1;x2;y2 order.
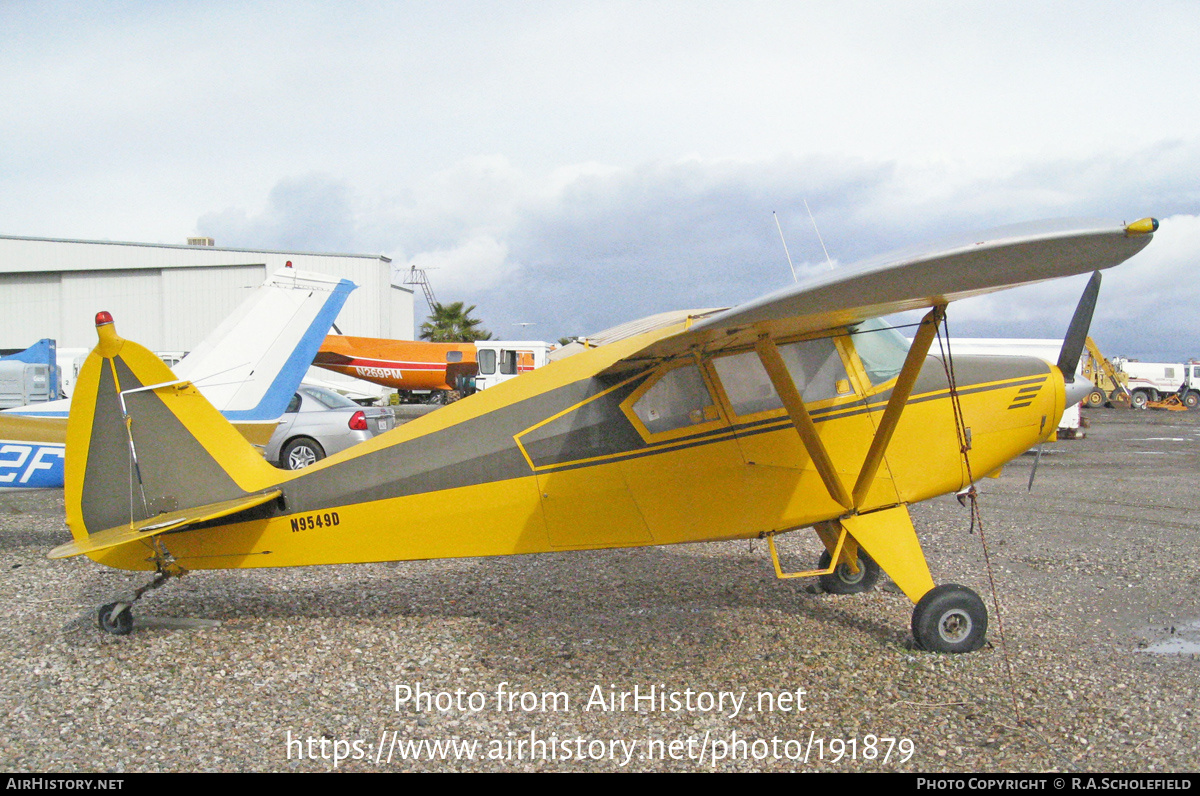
1113;358;1200;409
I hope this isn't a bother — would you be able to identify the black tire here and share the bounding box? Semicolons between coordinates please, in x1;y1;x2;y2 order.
1131;390;1150;410
1185;391;1200;410
281;437;326;470
98;602;133;635
911;584;987;653
1085;389;1106;408
818;548;881;594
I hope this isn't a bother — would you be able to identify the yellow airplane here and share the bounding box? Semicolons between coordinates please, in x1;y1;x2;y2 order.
51;218;1158;652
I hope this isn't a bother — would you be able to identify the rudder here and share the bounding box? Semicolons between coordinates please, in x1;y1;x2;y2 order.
63;313;283;566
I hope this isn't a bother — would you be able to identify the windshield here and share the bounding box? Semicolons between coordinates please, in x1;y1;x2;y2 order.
850;317;911;386
300;385;360;409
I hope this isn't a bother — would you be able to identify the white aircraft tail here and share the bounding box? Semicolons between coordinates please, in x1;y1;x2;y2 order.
173;266;356;421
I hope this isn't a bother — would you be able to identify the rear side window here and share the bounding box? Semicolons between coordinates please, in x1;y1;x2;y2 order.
632;364;715;434
713;351;781;416
301;386;359;409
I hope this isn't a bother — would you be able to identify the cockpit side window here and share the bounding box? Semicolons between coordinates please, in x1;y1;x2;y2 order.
711;337;851;418
777;338;851;402
712;351;781;416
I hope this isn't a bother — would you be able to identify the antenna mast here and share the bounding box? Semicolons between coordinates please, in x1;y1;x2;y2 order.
773;211;799;283
403;265;439;310
803;198;835;271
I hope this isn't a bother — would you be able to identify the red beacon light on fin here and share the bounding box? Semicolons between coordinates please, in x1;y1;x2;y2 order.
95;311;114;327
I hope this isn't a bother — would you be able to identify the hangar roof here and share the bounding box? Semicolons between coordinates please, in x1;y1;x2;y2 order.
0;234;392;274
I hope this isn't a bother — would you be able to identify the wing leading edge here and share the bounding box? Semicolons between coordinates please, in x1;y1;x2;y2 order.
601;217;1156;371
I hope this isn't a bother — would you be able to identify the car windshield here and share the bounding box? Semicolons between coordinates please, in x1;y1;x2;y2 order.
301;385;360;409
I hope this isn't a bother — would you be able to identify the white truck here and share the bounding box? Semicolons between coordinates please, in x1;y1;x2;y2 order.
1113;359;1200;409
470;340;554;391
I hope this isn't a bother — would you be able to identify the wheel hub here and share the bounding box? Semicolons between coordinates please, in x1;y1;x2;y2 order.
938;609;973;643
836;562;865;585
289;447;318;469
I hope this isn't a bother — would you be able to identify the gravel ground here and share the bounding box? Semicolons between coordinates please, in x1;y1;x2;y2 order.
2;408;1198;773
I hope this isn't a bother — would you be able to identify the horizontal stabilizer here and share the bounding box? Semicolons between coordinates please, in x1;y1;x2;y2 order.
50;489;281;559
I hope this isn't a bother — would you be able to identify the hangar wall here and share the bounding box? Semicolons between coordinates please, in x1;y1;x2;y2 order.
0;235;414;353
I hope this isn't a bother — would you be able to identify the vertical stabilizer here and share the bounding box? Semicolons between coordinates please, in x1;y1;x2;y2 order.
174;267;356;420
64;313;283;558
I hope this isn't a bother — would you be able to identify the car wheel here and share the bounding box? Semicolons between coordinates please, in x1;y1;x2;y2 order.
281;437;326;470
1131;390;1149;410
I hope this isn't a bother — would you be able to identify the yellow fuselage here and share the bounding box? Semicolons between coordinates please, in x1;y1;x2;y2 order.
77;323;1062;574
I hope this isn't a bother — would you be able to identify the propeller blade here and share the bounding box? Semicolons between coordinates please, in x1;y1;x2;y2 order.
1056;271;1102;383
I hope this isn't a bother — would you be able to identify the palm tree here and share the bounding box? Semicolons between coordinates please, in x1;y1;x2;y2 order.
419;301;492;342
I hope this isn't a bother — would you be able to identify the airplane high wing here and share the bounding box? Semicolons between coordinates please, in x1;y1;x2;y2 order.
0;266;354;489
51;217;1156;653
579;217;1155;370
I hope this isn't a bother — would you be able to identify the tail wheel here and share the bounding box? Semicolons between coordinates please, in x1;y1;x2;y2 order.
818;549;881;594
911;584;987;653
98;602;133;635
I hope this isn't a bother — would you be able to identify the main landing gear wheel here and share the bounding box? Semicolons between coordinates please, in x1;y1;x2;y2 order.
818;549;881;595
98;602;134;635
911;584;987;653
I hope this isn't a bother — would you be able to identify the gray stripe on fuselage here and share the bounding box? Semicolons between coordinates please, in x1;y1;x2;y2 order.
278;371;650;513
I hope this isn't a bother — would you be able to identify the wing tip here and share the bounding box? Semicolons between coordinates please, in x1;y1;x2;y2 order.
1125;217;1159;236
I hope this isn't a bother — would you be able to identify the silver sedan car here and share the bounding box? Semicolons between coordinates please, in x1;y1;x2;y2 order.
265;384;395;470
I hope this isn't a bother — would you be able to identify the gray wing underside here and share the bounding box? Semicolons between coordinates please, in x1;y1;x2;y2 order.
607;218;1154;369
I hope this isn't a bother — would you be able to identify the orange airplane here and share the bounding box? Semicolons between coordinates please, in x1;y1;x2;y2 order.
313;335;478;395
314;336;549;400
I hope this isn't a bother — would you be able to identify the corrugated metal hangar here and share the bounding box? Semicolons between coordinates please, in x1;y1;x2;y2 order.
0;235;414;352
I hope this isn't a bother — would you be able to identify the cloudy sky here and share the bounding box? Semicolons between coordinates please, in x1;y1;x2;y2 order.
4;1;1200;359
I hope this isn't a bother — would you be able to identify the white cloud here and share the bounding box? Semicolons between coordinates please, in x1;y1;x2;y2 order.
7;3;1200;351
409;235;515;295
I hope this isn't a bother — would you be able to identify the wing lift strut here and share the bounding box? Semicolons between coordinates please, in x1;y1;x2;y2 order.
758;303;945;574
755;306;983;652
